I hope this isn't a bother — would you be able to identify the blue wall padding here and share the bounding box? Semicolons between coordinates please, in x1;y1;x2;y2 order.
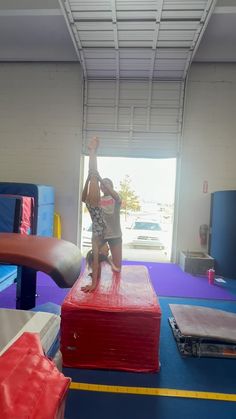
37;204;55;237
0;197;18;233
0;183;54;205
0;183;54;236
210;190;236;278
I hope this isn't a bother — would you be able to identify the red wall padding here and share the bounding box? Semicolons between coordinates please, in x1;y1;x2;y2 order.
61;264;161;372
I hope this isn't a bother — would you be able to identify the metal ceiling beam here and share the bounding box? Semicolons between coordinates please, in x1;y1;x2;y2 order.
149;0;164;80
111;0;120;80
110;0;120;130
59;0;218;82
58;0;87;78
147;0;164;129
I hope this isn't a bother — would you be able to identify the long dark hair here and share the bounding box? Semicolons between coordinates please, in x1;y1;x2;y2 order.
86;249;109;269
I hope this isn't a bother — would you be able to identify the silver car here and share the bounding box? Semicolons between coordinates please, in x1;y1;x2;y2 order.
128;219;165;249
82;224;92;247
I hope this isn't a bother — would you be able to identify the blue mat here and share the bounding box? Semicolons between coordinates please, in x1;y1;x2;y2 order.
219;277;236;296
0;265;17;292
65;390;236;419
64;297;236;419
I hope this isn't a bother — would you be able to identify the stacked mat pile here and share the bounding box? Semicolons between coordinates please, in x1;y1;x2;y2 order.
61;264;161;372
0;183;54;236
0;307;61;366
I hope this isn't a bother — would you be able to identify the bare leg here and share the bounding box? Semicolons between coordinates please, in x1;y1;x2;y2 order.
87;137;100;207
82;237;101;292
109;240;122;272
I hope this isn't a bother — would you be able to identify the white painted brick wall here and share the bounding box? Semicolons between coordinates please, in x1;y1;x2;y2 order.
1;62;236;259
0;62;83;244
175;62;236;259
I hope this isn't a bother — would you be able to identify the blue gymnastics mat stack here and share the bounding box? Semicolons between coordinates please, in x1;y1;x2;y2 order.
0;183;54;236
0;182;55;292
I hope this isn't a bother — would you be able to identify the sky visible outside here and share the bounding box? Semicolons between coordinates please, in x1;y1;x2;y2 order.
84;156;176;204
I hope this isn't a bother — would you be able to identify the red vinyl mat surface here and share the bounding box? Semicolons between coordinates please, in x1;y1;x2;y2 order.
0;332;71;419
61;264;161;372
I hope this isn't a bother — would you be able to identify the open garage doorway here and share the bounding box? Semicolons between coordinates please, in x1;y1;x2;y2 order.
81;156;176;263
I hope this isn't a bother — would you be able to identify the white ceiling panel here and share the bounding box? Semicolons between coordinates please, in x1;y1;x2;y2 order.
0;2;234;66
0;0;233;158
120;60;152;71
158;31;196;41
83;79;184;158
157;40;193;48
60;0;217;81
154;60;186;70
153;70;185;79
156;49;189;59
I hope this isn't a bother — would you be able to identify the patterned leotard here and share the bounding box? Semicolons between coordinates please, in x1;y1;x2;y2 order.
86;203;106;237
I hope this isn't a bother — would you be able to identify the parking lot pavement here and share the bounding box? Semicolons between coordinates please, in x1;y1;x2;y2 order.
122;244;169;262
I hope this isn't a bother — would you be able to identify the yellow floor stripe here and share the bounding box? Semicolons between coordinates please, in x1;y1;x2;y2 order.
70;382;236;402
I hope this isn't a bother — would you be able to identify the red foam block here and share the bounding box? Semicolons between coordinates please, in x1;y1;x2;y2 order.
61;264;161;372
0;332;71;419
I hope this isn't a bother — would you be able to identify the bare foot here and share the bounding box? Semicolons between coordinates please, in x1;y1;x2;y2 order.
108;257;121;272
112;268;121;274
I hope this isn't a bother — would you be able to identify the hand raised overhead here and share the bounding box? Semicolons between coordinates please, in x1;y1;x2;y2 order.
88;136;99;151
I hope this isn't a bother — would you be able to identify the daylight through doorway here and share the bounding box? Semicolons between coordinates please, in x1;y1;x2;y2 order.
81;156;176;263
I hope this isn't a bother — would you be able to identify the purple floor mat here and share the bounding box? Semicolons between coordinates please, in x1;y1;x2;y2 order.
0;261;235;310
0;271;70;309
122;261;236;301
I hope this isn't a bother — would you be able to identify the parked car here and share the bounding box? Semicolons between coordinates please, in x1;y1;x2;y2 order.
127;219;165;249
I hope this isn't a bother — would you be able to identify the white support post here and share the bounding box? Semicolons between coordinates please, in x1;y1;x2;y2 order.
115;79;120;130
